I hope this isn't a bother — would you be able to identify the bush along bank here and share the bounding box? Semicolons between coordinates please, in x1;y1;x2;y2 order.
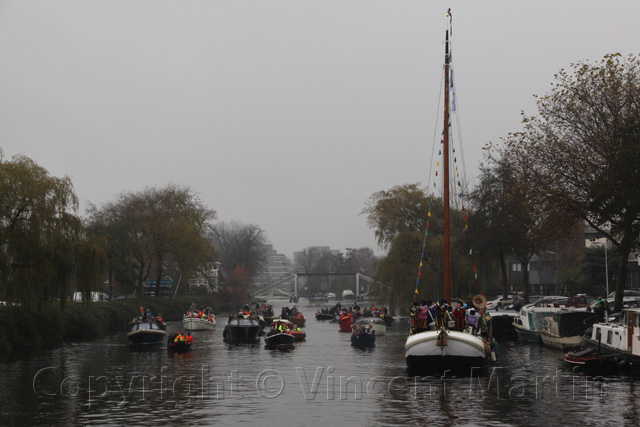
0;295;233;361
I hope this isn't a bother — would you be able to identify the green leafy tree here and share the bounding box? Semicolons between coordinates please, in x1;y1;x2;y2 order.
86;184;216;297
486;148;578;303
0;154;105;310
504;53;640;311
469;163;516;299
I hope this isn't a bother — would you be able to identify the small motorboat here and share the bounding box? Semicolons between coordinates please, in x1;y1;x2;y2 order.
564;346;619;374
354;317;387;336
223;315;261;344
127;321;166;346
291;329;306;341
271;318;305;341
338;314;353;333
290;313;306;328
351;325;376;349
315;310;333;321
167;331;193;353
183;313;216;331
264;319;296;349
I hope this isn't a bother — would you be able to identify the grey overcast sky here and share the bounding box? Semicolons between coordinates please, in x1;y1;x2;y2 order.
1;1;639;259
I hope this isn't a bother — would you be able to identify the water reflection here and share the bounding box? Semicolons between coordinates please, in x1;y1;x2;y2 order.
1;300;639;425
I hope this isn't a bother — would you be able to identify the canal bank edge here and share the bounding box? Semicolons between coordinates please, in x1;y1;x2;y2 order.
0;295;233;361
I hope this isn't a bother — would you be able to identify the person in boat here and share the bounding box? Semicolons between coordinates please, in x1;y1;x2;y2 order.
452;301;466;331
174;332;185;342
425;300;435;330
594;296;607;322
416;299;429;333
186;332;193;344
167;332;177;345
434;302;450;329
188;302;197;314
466;308;480;335
409;301;419;332
290;305;298;317
480;311;493;341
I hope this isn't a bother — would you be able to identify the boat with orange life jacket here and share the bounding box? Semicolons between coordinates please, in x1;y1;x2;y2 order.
167;331;193;352
264;319;296;349
338;313;353;333
183;311;216;331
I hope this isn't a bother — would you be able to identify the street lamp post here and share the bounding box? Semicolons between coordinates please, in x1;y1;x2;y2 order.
604;241;609;297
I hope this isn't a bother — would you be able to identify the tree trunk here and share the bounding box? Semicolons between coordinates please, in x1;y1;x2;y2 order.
499;248;509;299
154;254;163;298
613;245;631;313
137;262;145;298
521;260;530;305
108;270;113;302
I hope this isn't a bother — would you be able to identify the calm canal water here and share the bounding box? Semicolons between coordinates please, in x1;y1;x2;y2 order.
2;299;639;426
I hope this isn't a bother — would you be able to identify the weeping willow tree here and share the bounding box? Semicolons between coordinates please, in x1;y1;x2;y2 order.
363;183;479;314
0;154;106;310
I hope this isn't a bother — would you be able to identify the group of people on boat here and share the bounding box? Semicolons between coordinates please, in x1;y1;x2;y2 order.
131;306;165;329
410;298;491;337
186;303;215;322
280;305;304;320
334;304;388;320
352;323;375;336
167;330;193;345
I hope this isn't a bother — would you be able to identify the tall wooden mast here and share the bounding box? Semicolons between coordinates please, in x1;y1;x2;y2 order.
443;22;451;304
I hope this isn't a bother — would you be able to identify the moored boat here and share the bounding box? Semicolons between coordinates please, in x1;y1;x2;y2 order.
127;321;166;346
582;308;640;371
487;311;517;341
564;346;618;374
512;296;567;343
537;308;597;351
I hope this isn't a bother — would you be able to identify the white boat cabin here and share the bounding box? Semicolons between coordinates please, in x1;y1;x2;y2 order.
589;308;640;357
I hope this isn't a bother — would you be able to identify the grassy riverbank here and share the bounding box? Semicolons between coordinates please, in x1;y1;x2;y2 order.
0;295;233;360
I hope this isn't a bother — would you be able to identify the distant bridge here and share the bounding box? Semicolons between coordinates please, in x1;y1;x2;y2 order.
251;272;375;299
